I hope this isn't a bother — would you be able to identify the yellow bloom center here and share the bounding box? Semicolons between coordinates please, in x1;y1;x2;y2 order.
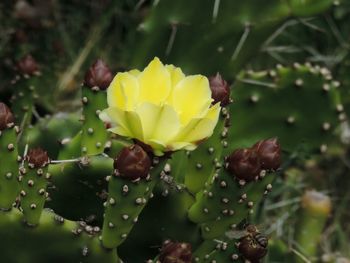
100;57;221;156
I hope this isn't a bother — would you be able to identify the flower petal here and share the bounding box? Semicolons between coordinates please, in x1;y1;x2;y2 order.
107;72;139;110
99;107;144;141
99;107;131;137
172;103;221;143
138;57;171;104
135;102;180;144
165;64;185;87
171;75;212;124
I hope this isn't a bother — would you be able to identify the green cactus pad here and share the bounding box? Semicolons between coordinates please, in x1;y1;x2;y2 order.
81;86;108;156
229;64;344;153
101;159;166;249
0;209;119;263
0;125;20;210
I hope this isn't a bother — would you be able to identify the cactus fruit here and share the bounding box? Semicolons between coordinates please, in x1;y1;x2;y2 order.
20;147;50;225
81;59;112;156
0;102;20;210
101;145;166;248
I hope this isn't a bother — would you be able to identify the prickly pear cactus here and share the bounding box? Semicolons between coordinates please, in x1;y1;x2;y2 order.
2;1;348;262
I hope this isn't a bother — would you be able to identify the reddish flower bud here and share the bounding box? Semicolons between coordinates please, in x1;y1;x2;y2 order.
26;148;50;168
159;240;192;263
114;144;151;180
84;59;113;90
253;138;281;170
209;73;230;106
0;102;15;130
17;55;39;75
226;148;261;182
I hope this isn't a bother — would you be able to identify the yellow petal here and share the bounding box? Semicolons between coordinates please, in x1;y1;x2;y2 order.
99;107;131;137
138;57;171;104
171;75;212;124
128;69;141;77
107;72;139;110
173;103;221;143
135;102;180;144
165;64;185;87
99;107;144;141
124;111;144;141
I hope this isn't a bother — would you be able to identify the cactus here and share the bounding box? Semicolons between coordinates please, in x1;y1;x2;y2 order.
1;1;349;261
229;63;345;153
0;208;119;263
126;0;333;77
0;103;20;210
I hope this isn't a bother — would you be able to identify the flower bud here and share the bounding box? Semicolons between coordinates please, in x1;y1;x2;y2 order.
209;73;230;106
84;59;113;90
159;240;192;263
0;102;15;130
114;144;151;180
226;148;261;182
17;54;39;75
26;148;50;168
253;138;281;170
238;232;268;262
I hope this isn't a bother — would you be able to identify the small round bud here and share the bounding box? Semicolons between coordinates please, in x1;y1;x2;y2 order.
226;148;261;182
114;144;151;180
253;138;281;170
209;73;231;106
159;240;192;263
0;103;15;130
84;59;113;90
17;54;39;75
26;148;50;168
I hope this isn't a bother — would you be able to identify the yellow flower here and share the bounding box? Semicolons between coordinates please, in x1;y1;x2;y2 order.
100;57;221;156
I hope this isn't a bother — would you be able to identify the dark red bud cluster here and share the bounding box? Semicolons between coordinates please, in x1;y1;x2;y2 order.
226;138;281;182
17;54;39;75
26;148;50;168
114;144;151;180
0;103;15;130
159;240;192;263
84;59;113;90
209;73;230;106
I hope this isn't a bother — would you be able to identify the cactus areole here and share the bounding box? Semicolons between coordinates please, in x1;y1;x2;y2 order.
0;103;15;130
99;57;221;156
